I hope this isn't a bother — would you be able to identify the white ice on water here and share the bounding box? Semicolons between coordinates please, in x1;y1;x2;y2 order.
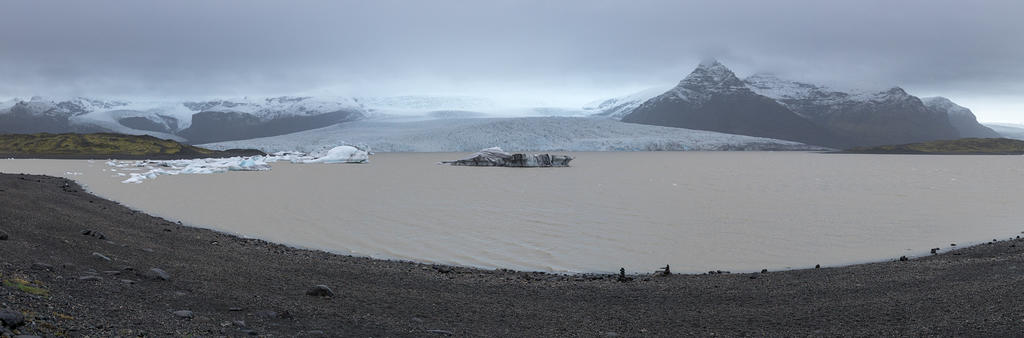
300;145;370;164
109;145;369;184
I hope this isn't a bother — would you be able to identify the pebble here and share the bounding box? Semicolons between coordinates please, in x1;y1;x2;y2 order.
146;268;170;281
899;256;909;261
172;310;194;319
81;229;106;240
92;252;112;262
0;230;8;240
78;276;103;281
255;311;278;318
120;279;137;285
0;310;25;328
30;263;53;271
426;329;453;336
306;285;335;298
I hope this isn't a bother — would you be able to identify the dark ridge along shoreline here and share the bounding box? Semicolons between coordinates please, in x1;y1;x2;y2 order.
0;133;264;160
1;174;1023;336
842;137;1024;155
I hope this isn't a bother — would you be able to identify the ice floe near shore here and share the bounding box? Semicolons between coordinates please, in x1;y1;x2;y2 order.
109;145;369;183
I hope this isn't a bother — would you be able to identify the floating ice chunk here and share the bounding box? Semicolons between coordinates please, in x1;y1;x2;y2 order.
442;147;572;167
302;145;369;164
109;145;367;183
116;156;271;183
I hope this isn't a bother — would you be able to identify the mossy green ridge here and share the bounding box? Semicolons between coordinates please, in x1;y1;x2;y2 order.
3;277;50;296
0;133;264;159
845;138;1024;155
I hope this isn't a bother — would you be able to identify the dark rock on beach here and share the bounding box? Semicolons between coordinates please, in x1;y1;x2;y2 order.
81;229;106;240
305;285;335;298
1;173;1024;336
173;310;194;319
0;310;25;329
30;263;53;271
145;268;170;281
91;252;111;262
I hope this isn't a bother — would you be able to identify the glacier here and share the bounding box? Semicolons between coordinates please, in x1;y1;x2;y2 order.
582;87;668;120
200;116;828;153
984;123;1024;140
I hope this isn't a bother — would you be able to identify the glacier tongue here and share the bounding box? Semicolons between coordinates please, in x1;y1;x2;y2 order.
583;87;669;120
199;116;828;153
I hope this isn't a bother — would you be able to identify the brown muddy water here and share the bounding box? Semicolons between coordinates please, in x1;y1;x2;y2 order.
3;152;1023;273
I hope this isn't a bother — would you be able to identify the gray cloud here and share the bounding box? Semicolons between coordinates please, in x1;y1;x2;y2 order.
1;0;1022;121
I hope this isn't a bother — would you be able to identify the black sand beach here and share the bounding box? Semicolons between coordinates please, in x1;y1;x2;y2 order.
1;173;1023;336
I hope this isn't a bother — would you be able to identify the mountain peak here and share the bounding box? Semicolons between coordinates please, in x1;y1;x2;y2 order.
698;58;724;68
673;60;748;100
691;59;734;77
885;86;908;94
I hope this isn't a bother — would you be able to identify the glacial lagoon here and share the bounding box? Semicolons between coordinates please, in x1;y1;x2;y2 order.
3;152;1023;274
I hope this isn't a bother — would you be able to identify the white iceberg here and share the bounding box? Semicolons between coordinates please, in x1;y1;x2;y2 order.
109;144;369;183
303;145;369;164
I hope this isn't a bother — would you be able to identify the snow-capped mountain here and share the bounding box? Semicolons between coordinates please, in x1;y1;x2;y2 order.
594;60;991;148
183;96;362;121
0;98;19;111
621;60;838;147
0;97;122;135
176;97;365;144
0;96;367;143
201;116;827;153
920;97;1000;138
743;73;864;119
743;73;961;146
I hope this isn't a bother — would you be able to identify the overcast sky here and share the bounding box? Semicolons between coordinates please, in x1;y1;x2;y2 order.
1;0;1022;122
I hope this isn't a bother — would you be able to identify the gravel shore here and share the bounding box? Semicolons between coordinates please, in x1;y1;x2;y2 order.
1;173;1022;336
